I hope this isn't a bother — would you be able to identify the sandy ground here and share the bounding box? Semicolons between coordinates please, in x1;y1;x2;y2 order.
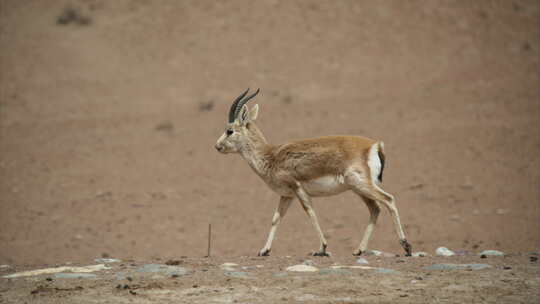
1;254;540;303
0;0;539;302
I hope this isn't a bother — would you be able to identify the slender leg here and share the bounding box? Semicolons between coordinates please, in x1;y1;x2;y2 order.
295;186;330;257
346;171;412;256
369;185;412;256
258;196;294;256
352;196;380;256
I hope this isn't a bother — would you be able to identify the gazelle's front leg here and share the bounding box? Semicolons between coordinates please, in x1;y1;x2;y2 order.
295;186;330;257
258;196;293;256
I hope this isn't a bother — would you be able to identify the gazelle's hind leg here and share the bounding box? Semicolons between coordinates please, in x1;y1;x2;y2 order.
346;171;412;256
352;195;380;256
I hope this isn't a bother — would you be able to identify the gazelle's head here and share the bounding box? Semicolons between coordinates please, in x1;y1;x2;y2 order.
215;88;261;154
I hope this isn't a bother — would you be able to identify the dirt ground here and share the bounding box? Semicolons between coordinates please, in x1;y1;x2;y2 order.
0;0;539;302
1;254;540;303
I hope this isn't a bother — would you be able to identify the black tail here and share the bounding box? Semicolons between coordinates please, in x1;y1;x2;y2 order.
377;150;385;183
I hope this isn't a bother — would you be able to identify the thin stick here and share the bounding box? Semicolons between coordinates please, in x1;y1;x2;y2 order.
207;223;212;257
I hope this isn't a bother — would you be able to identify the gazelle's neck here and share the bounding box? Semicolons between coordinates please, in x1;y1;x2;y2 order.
239;123;272;176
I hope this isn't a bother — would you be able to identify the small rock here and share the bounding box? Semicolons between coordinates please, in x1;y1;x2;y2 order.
0;265;10;269
503;266;512;270
364;250;382;256
530;256;538;262
224;271;250;279
221;263;238;268
412;251;429;257
303;259;315;266
480;254;487;259
479;250;504;256
424;263;491;271
94;258;122;263
436;247;455;256
286;264;319;272
356;258;369;264
364;250;396;257
375;268;399;274
319;268;352;275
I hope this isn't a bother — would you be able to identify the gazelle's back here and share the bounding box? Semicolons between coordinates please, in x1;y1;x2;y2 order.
268;136;377;181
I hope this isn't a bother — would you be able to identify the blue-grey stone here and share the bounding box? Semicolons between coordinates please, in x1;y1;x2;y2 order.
424;263;491;271
375;268;399;274
224;271;250;278
136;264;189;276
319;268;352;275
54;273;97;279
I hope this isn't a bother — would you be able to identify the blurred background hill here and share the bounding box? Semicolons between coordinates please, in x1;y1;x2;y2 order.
0;0;538;265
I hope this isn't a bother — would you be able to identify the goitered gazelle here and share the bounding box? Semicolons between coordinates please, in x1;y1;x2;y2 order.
215;89;412;257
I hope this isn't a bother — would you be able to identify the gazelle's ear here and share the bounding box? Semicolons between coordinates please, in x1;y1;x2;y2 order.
238;104;249;125
249;104;259;121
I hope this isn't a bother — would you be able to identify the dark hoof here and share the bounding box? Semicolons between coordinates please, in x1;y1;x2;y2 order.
258;249;270;256
311;251;331;257
352;250;363;256
400;239;412;256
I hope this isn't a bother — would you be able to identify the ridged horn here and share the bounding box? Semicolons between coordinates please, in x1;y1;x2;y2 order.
233;88;260;122
228;88;250;123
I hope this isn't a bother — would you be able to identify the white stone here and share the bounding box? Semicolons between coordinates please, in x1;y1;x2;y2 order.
356;258;369;264
286;264;319;272
436;247;455;256
220;263;238;268
94;258;121;263
412;251;429;257
2;264;110;279
479;250;504;256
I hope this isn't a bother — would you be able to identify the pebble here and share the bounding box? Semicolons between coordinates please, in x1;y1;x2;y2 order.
54;273;97;279
303;259;315;266
412;251;429;257
356;258;369;264
479;250;504;256
136;264;190;276
224;271;250;279
375;268;399;274
0;265;9;269
436;247;456;256
319;268;352;275
221;262;238;268
286;264;319;272
364;250;397;257
424;263;491;271
94;258;122;263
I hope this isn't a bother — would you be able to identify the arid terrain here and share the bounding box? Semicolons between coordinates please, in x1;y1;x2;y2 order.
1;0;539;302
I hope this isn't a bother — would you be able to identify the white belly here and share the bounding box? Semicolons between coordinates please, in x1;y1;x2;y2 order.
302;175;349;197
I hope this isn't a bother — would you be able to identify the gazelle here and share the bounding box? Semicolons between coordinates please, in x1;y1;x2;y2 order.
215;89;412;257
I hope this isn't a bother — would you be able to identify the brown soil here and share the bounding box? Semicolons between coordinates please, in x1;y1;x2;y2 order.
0;0;539;302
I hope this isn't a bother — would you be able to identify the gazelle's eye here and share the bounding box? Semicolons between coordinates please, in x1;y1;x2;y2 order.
226;129;233;136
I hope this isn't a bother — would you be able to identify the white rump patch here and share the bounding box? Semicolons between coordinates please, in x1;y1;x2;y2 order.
367;143;382;183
